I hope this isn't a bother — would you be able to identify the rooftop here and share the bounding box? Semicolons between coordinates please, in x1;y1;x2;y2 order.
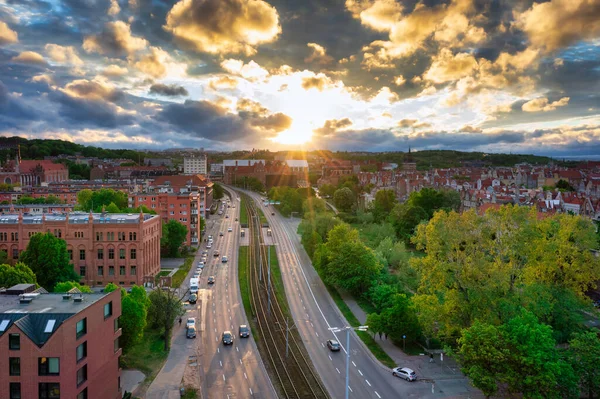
0;211;157;224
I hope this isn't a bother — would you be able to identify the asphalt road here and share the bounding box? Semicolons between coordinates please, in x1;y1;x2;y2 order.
244;190;476;399
198;189;277;399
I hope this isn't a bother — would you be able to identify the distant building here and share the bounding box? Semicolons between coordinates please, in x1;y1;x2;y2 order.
146;158;173;168
0;212;162;287
0;290;122;399
183;154;208;175
0;155;69;186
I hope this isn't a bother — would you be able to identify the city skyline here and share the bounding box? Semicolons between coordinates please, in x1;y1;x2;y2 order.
0;0;599;157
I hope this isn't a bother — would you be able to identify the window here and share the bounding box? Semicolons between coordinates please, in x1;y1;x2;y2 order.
108;248;114;259
107;232;114;241
76;342;87;363
96;232;102;241
170;211;175;215
97;266;103;276
109;266;115;276
79;266;85;277
114;337;119;353
119;249;125;259
76;318;86;339
9;383;20;399
114;317;119;332
76;365;87;387
9;333;19;350
38;357;60;376
97;248;104;259
79;249;85;261
129;232;137;241
119;266;126;276
130;266;136;276
130;248;136;259
39;382;60;399
68;249;73;261
77;388;87;399
12;248;18;259
104;301;113;318
9;357;20;376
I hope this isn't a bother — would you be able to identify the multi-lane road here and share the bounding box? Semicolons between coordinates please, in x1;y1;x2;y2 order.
242;189;480;399
195;188;277;399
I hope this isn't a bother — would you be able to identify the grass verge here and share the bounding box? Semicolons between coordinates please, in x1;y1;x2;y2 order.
181;388;198;399
120;327;168;378
257;207;268;225
240;196;248;225
171;256;194;288
267;246;289;316
238;246;260;341
156;270;171;278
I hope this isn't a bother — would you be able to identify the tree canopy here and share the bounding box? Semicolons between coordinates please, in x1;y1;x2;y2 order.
19;232;79;290
147;288;184;350
161;219;188;257
213;183;224;200
0;263;37;288
372;189;397;222
53;281;92;293
77;188;128;211
333;187;355;212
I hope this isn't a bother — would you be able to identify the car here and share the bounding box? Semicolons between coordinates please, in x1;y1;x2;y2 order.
222;331;234;345
222;256;228;263
219;232;224;236
186;318;196;329
225;215;229;218
233;205;236;208
239;325;250;338
208;235;213;240
392;367;417;382
214;250;220;257
192;272;200;278
271;212;275;216
228;227;233;232
201;250;208;256
207;243;212;249
195;268;203;275
235;217;238;221
198;262;204;268
189;293;197;304
187;326;197;339
326;339;341;351
228;205;231;208
207;276;215;284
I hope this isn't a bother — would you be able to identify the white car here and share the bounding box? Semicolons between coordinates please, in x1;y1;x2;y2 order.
192;272;200;278
228;227;233;232
186;318;196;329
207;243;212;249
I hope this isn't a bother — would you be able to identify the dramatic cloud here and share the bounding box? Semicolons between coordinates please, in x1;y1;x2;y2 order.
346;0;403;32
313;118;353;136
220;59;269;81
11;51;47;65
45;44;83;66
108;0;121;16
149;83;189;97
247;112;292;132
516;0;600;53
83;21;148;57
164;0;281;56
0;22;18;45
423;49;478;84
397;119;431;129
522;97;570;112
133;47;168;78
102;65;128;77
301;75;331;91
209;76;239;90
305;43;334;65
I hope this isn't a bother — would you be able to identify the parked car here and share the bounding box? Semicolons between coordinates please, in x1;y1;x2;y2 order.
392;367;417;381
186;318;196;329
207;243;212;249
239;325;250;338
207;276;215;284
228;227;233;232
201;250;208;256
208;235;213;240
271;212;275;216
192;272;200;278
187;326;197;339
214;250;220;257
198;262;204;268
222;331;234;345
219;232;224;236
222;256;228;263
189;293;197;304
326;339;340;351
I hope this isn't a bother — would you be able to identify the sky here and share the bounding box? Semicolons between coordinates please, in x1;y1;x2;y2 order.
0;0;599;157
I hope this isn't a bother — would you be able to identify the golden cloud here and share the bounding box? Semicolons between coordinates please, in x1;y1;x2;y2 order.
301;74;332;91
459;125;482;133
305;43;334;65
45;44;83;66
11;51;47;65
83;21;148;56
209;75;239;91
314;118;353;136
423;48;478;84
164;0;281;56
237;98;268;114
108;0;121;15
522;97;570;112
133;47;169;78
393;75;406;86
0;21;18;45
248;113;292;133
31;74;55;86
516;0;600;53
102;64;129;77
61;79;121;102
221;59;269;81
346;0;403;32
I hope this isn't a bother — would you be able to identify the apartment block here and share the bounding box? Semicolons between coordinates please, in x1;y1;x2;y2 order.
183;154;208;175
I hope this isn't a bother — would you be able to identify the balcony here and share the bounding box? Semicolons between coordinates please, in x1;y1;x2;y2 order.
191;210;198;215
190;224;197;229
191;238;198;243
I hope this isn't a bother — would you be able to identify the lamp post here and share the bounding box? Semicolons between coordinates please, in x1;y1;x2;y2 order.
329;325;368;399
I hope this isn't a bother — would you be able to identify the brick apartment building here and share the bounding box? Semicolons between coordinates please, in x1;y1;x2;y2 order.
0;289;122;399
131;175;213;247
223;159;309;189
0;212;161;287
0;156;69;186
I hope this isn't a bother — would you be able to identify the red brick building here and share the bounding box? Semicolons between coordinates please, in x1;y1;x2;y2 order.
131;175;213;247
0;290;122;399
0;158;69;186
0;212;161;287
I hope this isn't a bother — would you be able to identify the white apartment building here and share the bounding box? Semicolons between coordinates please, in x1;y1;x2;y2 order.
184;154;208;175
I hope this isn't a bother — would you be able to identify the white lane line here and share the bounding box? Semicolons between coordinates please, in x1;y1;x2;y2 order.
365;379;371;387
358;370;363;376
239;359;243;365
244;372;248;379
352;361;357;367
375;391;381;398
222;375;226;381
219;360;222;367
250;388;253;396
315;331;319;337
328;355;332;361
216;337;218;342
348;386;353;393
336;368;341;374
321;343;325;348
236;346;239;352
217;348;220;353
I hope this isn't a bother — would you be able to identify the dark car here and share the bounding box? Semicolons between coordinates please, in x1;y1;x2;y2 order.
207;276;215;284
222;331;234;345
219;232;224;236
239;325;250;338
187;326;197;339
214;250;220;257
271;212;275;216
189;293;197;304
326;339;340;351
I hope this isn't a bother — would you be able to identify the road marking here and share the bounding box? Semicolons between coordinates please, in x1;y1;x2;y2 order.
352;361;357;367
375;391;381;398
328;355;332;361
358;370;363;376
365;379;371;387
220;360;222;367
217;348;220;353
321;343;325;348
216;337;218;341
315;331;319;337
240;359;243;365
336;368;341;374
236;346;239;352
222;375;226;381
250;388;253;396
348;386;353;393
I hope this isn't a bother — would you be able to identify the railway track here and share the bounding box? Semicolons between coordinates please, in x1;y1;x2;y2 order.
243;194;329;399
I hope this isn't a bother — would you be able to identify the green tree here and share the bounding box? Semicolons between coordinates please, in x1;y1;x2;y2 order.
319;184;336;198
44;195;63;204
326;240;382;296
19;232;79;290
379;293;420;343
0;262;37;287
105;202;121;213
0;250;8;264
76;189;93;210
213;183;224;200
301;230;322;259
366;312;384;339
147;288;184;350
568;331;600;399
104;282;119;293
333;187;355;212
161;220;188;257
53;281;92;293
555;179;575;192
78;188;128;211
372;189;397;222
302;197;327;218
120;287;147;350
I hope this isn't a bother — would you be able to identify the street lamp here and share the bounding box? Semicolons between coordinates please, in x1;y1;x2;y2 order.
329;325;368;399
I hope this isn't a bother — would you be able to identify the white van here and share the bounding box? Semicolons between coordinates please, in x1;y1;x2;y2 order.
190;278;199;294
